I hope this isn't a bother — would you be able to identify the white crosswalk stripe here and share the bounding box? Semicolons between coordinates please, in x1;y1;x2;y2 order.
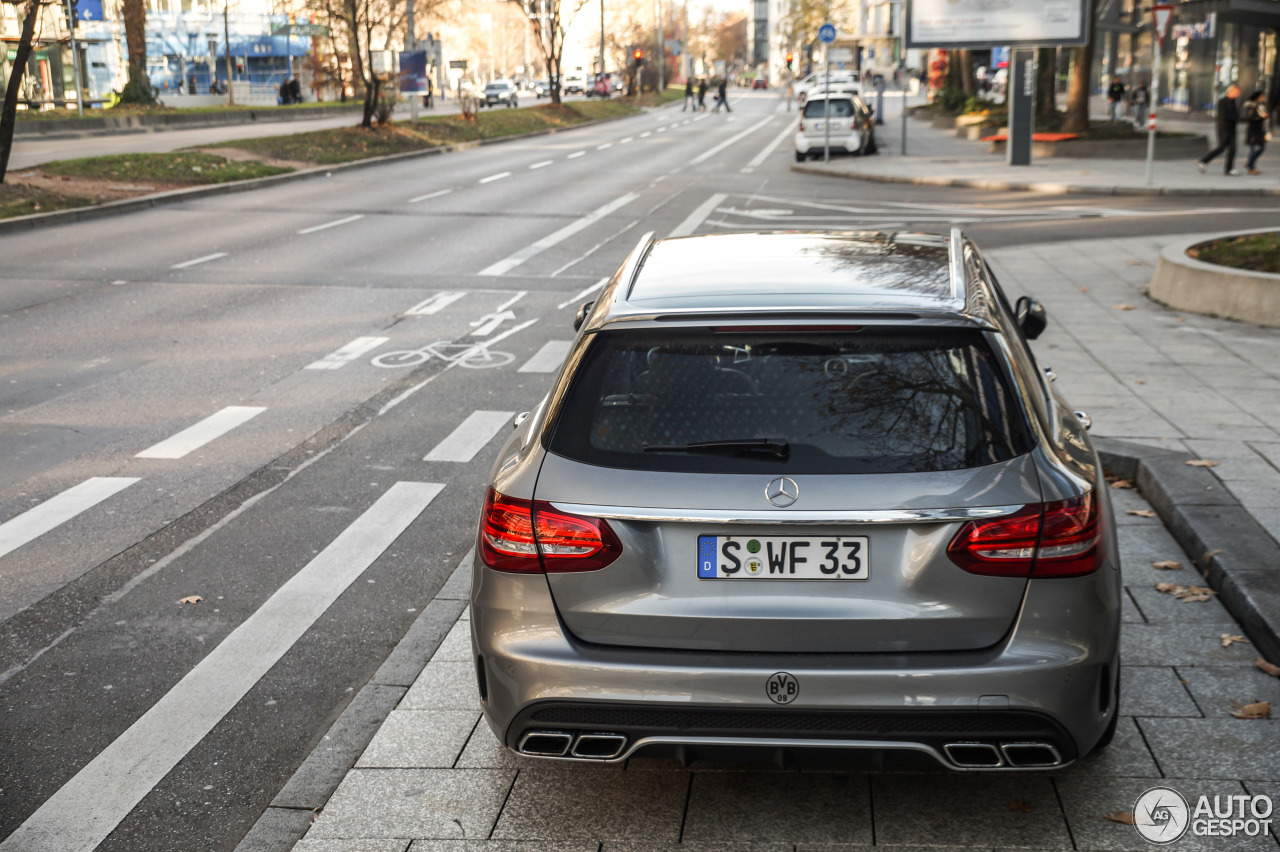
135;406;266;459
518;341;573;374
0;477;140;560
424;411;515;462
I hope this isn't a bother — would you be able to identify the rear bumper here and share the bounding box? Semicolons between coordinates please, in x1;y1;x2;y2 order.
470;565;1120;770
794;131;861;154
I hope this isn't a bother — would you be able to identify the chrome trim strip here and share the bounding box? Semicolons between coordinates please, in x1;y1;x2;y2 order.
547;503;1024;525
619;231;656;302
948;227;966;305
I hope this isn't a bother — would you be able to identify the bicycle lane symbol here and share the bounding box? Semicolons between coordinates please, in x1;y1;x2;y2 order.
369;318;539;370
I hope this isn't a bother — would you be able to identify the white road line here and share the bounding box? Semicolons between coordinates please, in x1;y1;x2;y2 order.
689;114;776;166
640;131;652;138
424;411;515;462
743;120;797;171
556;278;609;310
567;151;586;159
135;406;267;459
656;126;667;132
305;336;389;370
171;252;228;269
479;172;511;184
620;137;634;143
405;291;467;316
0;482;443;852
408;189;452;203
549;218;640;276
478;192;640;276
596;143;613;150
298;214;365;235
495;291;527;311
518;340;573;374
529;160;554;169
0;477;139;560
669;193;729;238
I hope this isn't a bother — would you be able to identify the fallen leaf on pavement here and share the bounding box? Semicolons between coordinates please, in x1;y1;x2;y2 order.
179;595;202;605
1257;658;1280;677
1008;800;1033;813
1134;379;1147;384
1220;634;1249;647
1106;811;1136;825
1113;304;1137;311
1154;583;1217;602
1152;560;1184;571
1128;509;1157;517
1079;286;1090;292
1126;260;1153;267
1185;459;1219;467
1229;700;1271;719
1109;479;1135;490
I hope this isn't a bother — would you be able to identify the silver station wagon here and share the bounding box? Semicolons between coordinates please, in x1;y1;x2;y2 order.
471;230;1121;771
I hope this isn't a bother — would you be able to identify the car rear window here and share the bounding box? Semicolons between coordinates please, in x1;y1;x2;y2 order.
547;328;1032;475
804;99;853;118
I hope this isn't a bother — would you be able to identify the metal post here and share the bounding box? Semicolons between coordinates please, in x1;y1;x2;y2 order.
224;0;234;105
823;43;830;162
899;1;906;154
407;0;418;122
599;0;605;83
1145;34;1161;185
64;0;84;115
1007;47;1034;166
655;0;664;92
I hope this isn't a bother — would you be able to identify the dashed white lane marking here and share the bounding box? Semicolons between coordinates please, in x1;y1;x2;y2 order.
529;160;554;169
640;131;652;138
305;336;389;370
669;193;729;238
567;151;586;159
742;120;798;172
689;114;776;165
620;137;634;143
556;277;609;310
408;189;452;203
518;340;573;374
0;477;140;560
656;126;667;132
135;406;267;459
596;143;613;150
478;192;640;276
0;482;444;852
171;252;228;269
479;172;512;183
424;411;515;462
298;214;365;235
405;291;467;315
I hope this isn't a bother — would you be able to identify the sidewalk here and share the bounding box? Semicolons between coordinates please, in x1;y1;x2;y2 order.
795;100;1280;196
240;234;1280;852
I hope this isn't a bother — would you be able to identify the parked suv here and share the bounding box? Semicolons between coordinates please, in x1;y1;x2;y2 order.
483;80;518;108
472;229;1120;771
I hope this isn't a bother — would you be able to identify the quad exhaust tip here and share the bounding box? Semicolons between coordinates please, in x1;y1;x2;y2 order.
943;742;1003;768
517;731;628;760
1000;742;1063;767
518;731;573;757
570;733;628;760
944;741;1064;769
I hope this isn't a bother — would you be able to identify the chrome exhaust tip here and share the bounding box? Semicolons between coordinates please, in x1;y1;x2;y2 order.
943;742;1003;768
518;730;573;757
570;733;628;760
1000;742;1062;768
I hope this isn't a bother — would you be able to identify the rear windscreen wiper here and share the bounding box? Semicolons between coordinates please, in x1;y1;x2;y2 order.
643;438;790;459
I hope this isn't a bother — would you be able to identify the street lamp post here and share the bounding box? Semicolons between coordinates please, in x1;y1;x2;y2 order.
63;0;84;116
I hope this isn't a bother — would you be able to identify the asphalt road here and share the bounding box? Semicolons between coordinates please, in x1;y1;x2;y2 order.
2;89;1280;852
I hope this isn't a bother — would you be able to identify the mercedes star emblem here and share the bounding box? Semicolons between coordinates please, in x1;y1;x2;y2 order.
765;476;799;508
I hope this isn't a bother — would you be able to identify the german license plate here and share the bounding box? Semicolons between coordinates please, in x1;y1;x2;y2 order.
697;535;869;580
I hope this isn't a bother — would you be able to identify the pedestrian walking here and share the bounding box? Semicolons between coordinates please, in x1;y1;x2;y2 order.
1199;84;1242;175
697;78;708;111
1106;78;1125;121
1244;90;1270;175
1130;81;1149;128
683;77;695;111
712;78;731;112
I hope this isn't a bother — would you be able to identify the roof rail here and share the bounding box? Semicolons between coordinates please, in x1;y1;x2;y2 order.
619;231;656;302
947;227;967;303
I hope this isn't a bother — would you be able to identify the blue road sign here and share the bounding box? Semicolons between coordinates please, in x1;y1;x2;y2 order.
818;23;837;44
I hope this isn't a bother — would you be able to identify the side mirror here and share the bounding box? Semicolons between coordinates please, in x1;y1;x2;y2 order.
1015;295;1047;340
573;300;595;332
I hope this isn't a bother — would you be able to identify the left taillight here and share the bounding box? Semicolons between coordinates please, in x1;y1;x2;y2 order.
479;487;622;574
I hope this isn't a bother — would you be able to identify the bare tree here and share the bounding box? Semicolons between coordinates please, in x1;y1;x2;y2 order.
1;0;46;182
505;0;589;105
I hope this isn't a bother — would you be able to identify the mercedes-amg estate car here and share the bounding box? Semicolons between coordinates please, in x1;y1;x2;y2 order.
471;229;1120;771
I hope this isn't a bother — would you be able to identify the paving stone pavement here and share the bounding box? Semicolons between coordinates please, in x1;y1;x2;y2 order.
289;235;1279;851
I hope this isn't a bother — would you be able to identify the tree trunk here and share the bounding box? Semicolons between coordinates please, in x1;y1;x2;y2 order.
1062;0;1097;133
0;0;42;184
1036;47;1057;126
121;0;149;89
959;49;975;97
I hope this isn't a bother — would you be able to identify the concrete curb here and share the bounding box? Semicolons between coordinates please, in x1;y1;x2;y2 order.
1096;437;1280;664
790;163;1280;197
1148;229;1280;328
0;111;636;237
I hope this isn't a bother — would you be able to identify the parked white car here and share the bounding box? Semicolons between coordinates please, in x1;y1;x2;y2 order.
794;72;856;105
794;92;877;161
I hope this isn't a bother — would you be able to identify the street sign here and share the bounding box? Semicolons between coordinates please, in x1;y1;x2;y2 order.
905;0;1089;49
449;59;467;69
818;23;837;44
1153;4;1174;43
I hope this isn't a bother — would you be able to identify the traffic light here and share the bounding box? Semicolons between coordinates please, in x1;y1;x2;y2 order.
785;52;793;69
633;49;645;67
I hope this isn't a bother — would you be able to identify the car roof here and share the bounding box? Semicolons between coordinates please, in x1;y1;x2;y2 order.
587;230;1001;330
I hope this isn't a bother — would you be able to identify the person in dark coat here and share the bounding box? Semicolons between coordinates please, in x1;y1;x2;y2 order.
289;77;302;104
1199;84;1241;175
1106;78;1125;121
697;78;708;111
712;77;730;112
683;77;695;111
1244;90;1270;175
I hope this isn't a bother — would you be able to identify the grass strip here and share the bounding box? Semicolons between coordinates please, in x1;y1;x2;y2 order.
1188;232;1280;274
0;184;97;218
38;152;293;184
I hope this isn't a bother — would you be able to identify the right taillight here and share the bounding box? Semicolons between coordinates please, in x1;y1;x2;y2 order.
947;493;1102;579
478;487;622;574
798;119;805;131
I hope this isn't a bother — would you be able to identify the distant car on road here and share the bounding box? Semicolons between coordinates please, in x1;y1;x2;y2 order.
794;92;877;160
587;74;613;98
532;79;554;99
563;73;586;94
483;80;519;108
752;77;769;89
